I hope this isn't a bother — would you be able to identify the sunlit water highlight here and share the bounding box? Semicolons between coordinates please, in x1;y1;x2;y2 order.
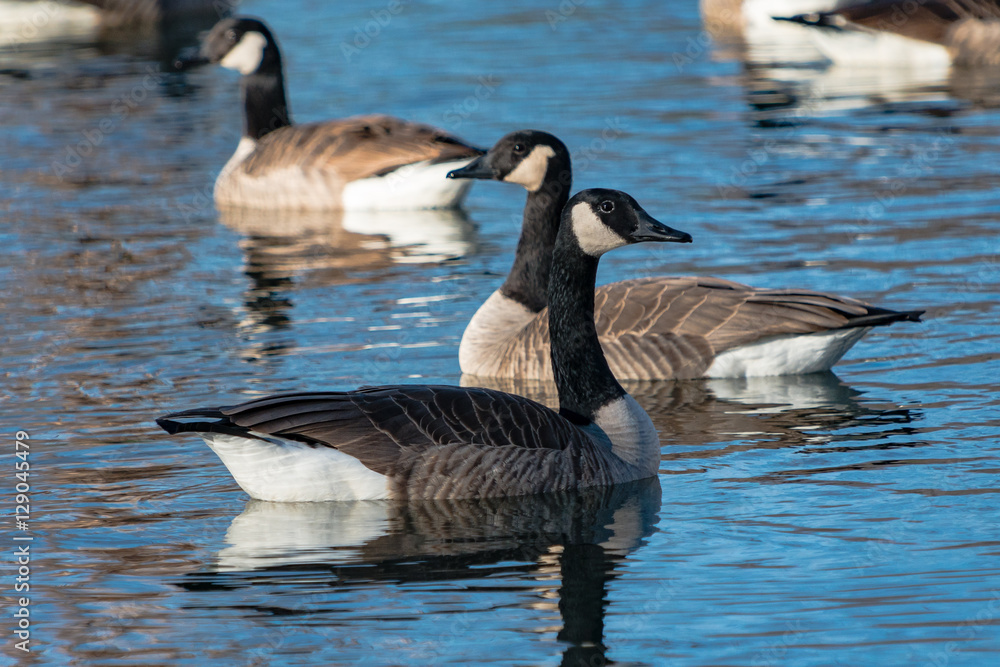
2;0;999;664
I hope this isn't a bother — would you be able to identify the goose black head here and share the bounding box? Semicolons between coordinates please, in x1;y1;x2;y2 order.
564;189;692;257
448;130;569;192
202;16;281;75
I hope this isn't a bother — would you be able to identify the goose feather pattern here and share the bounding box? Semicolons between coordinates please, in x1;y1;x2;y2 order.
199;16;483;210
216;115;483;209
461;276;920;380
159;386;652;500
776;0;1000;66
450;130;923;381
157;189;693;501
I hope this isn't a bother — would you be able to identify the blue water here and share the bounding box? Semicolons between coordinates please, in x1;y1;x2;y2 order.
2;0;999;664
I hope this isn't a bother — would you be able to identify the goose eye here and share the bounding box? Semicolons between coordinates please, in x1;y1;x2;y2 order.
512;143;526;154
226;29;237;41
599;200;614;214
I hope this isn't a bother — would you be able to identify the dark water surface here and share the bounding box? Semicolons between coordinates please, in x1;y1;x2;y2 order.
2;0;999;664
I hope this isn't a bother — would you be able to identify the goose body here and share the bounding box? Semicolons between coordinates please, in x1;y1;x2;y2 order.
775;0;1000;67
201;17;483;210
76;0;223;26
448;130;923;381
160;386;657;502
157;190;693;501
459;275;914;381
700;0;842;36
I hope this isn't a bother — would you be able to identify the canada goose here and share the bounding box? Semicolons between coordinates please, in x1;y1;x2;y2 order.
76;0;224;26
447;130;923;381
198;16;483;210
700;0;841;38
0;0;101;48
156;189;693;501
699;1;851;67
774;0;1000;67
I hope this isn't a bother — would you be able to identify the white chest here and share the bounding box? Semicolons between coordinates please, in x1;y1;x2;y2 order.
459;290;538;375
590;395;660;476
219;137;257;177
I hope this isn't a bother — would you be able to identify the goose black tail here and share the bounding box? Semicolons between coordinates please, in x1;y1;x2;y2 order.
772;12;845;31
156;407;251;439
845;307;924;329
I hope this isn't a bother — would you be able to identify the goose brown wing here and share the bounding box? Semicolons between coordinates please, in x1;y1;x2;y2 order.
241;115;483;182
595;277;919;349
195;385;585;475
789;0;1000;44
508;277;920;379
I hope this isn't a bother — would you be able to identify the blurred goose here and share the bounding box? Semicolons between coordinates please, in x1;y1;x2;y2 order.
775;0;1000;67
76;0;222;26
701;0;842;37
448;130;923;381
198;16;483;210
156;189;693;501
700;0;848;65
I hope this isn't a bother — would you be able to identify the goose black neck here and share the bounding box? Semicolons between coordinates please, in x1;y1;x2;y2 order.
241;59;291;140
499;158;571;312
548;235;626;422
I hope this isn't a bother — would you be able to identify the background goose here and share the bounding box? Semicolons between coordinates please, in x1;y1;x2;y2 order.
197;16;483;210
76;0;225;26
700;0;842;39
448;130;923;381
774;0;1000;67
156;190;693;501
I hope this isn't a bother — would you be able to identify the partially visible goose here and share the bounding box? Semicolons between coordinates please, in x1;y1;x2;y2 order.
156;189;693;501
76;0;223;26
774;0;1000;67
198;16;483;210
700;0;842;38
447;130;923;381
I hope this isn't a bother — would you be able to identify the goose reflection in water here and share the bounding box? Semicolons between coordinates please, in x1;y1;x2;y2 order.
701;1;1000;121
180;478;660;666
463;371;921;457
217;205;477;358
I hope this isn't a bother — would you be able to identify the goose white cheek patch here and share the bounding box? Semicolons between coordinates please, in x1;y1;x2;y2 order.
503;145;556;192
220;31;268;75
570;203;626;256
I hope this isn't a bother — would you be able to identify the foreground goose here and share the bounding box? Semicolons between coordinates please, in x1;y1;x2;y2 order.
198;16;483;210
448;130;923;381
774;0;1000;67
156;189;692;501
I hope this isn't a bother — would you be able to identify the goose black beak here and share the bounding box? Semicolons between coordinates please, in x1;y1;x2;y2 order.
633;210;692;244
447;155;495;180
